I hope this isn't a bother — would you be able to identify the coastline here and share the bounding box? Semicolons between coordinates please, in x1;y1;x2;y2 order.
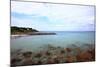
11;32;56;39
27;32;56;35
11;34;28;39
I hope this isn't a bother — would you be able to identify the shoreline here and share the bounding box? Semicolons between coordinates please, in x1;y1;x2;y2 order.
11;32;56;39
11;44;95;66
27;32;56;35
11;32;56;35
11;34;28;39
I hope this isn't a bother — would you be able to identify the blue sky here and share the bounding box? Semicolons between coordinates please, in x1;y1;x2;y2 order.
11;1;95;31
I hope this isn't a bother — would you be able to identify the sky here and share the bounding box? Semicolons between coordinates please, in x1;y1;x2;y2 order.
11;1;95;31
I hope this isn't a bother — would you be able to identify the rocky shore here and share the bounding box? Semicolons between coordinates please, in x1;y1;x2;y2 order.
11;44;95;66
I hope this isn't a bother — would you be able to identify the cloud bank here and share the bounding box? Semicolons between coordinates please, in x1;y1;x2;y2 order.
11;1;95;31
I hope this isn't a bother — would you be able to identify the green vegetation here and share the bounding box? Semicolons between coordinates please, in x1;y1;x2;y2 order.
11;26;38;34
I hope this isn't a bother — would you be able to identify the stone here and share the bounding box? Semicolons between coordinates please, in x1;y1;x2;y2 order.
20;58;33;65
66;56;76;63
76;51;92;62
34;53;42;58
65;48;72;52
23;51;32;58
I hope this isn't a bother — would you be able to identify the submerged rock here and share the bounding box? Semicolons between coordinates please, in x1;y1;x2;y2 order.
11;44;95;66
34;53;42;58
65;48;72;52
76;51;92;62
47;59;55;64
20;58;33;65
45;51;51;56
22;51;32;58
60;50;66;54
66;56;76;63
87;48;95;60
11;58;22;66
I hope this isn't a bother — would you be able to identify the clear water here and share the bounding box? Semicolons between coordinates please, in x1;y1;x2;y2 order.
11;31;95;51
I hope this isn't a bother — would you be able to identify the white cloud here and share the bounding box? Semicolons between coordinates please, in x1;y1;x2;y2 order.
11;1;45;15
11;1;94;18
11;1;95;31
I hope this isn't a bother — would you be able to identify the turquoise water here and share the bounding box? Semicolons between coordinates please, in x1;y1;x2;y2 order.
11;31;95;51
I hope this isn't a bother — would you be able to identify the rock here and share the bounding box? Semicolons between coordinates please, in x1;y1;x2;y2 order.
22;51;32;58
34;53;42;58
65;48;72;52
76;51;92;62
37;60;42;65
52;55;58;59
66;56;76;63
47;58;55;64
45;51;51;56
60;50;65;54
41;58;48;64
75;48;81;53
32;58;40;65
87;48;95;60
11;58;22;65
20;58;33;65
54;58;59;63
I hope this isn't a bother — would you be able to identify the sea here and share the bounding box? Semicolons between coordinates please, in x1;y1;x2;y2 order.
11;31;95;52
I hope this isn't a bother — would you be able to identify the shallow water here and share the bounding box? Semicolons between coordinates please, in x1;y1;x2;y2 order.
11;31;95;52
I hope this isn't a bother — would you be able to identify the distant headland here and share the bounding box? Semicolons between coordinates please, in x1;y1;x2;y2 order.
11;26;56;35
